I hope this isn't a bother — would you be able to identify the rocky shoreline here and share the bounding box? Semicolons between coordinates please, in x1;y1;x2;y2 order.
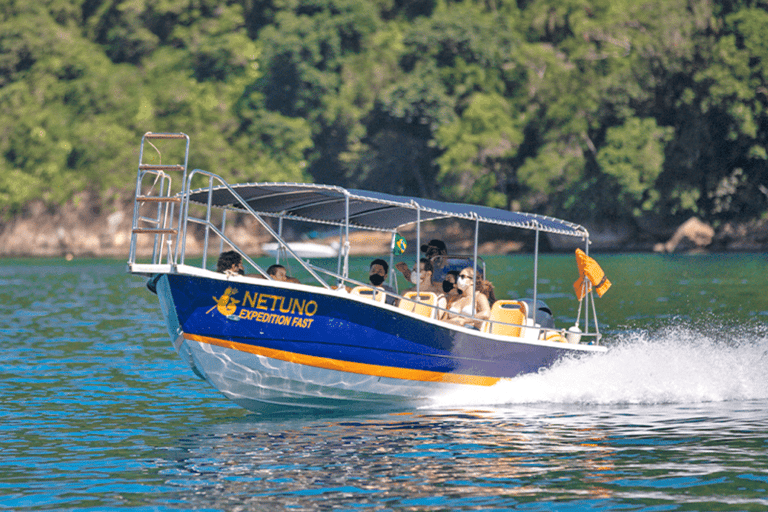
2;193;767;258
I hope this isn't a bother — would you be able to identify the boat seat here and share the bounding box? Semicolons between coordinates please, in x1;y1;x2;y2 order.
351;286;387;303
481;300;528;337
399;291;438;319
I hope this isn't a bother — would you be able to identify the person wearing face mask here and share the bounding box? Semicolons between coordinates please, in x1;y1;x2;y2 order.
368;259;398;305
436;270;462;320
401;258;442;295
395;239;447;283
216;250;265;278
445;267;491;328
445;270;462;295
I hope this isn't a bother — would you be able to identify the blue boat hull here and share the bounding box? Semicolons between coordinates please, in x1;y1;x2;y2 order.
153;272;602;410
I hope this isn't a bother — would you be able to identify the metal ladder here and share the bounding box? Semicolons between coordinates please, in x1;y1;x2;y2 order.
128;132;190;269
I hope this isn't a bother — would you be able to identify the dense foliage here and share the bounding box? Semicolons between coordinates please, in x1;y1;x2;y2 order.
1;0;766;228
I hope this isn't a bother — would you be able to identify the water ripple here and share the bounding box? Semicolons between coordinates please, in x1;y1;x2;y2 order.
2;257;768;511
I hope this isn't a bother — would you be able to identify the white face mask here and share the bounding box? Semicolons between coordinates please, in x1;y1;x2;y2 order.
410;268;429;285
457;274;472;291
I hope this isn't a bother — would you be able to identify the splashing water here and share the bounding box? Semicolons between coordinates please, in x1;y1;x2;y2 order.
434;323;768;407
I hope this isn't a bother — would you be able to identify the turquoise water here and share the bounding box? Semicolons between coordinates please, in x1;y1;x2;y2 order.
2;254;768;510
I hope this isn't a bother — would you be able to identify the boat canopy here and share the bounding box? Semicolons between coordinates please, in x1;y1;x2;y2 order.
186;182;588;239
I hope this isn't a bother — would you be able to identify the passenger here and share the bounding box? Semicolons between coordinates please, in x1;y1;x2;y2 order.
445;267;491;329
477;269;496;306
217;250;274;279
401;258;442;295
422;239;472;283
368;258;398;306
267;264;301;283
421;239;447;260
216;250;244;276
395;239;448;283
422;239;449;280
267;264;288;281
436;270;462;320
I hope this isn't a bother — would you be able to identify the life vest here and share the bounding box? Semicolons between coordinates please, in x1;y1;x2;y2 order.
542;331;567;343
573;248;611;300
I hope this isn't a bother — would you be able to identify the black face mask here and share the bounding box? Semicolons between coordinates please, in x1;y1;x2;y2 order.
369;274;385;286
442;280;454;293
237;268;245;275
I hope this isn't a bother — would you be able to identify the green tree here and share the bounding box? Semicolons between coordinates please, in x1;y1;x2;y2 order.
0;7;140;213
365;2;526;201
435;92;524;207
0;1;313;217
252;0;381;185
596;117;674;217
1;0;767;230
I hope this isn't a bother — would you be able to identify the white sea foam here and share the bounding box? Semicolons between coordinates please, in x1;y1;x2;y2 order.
433;323;768;407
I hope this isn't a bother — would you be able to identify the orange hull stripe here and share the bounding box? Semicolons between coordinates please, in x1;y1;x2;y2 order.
184;333;500;387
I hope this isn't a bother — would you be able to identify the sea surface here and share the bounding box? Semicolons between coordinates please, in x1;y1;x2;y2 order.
2;254;767;511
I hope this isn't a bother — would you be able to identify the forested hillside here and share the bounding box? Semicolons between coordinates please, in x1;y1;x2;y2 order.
1;0;766;232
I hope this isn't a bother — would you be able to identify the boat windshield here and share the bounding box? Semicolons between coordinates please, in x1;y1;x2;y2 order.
430;256;483;282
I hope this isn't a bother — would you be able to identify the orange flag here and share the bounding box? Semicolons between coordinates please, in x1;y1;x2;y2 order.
574;248;611;300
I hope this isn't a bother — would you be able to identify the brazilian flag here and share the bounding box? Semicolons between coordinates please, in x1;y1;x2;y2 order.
393;234;407;255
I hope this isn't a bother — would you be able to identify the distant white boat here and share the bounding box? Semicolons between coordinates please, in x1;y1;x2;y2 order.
261;241;340;258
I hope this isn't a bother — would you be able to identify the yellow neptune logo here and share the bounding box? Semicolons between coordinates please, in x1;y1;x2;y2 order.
207;287;318;329
211;287;239;316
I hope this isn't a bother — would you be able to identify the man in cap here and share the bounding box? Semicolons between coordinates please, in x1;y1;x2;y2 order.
420;239;447;259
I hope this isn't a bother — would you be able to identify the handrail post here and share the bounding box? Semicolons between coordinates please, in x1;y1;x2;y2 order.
343;195;350;279
584;238;601;344
150;177;162;262
584;240;590;336
590;289;601;343
218;209;227;256
202;175;214;270
179;177;190;267
389;231;396;290
174;134;190;267
533;226;539;323
336;225;343;286
159;174;172;264
472;213;479;317
415;205;421;294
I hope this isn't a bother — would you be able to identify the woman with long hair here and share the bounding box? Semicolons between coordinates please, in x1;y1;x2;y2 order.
444;267;491;328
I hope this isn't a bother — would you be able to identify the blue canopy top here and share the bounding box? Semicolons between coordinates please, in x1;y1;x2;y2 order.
186;182;589;239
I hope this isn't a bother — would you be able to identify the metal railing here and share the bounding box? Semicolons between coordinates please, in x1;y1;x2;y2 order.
128;132;190;267
178;169;332;289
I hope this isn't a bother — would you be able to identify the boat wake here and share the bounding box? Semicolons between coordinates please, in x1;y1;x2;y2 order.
434;323;768;406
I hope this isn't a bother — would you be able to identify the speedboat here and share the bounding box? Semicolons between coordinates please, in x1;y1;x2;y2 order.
128;132;609;411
